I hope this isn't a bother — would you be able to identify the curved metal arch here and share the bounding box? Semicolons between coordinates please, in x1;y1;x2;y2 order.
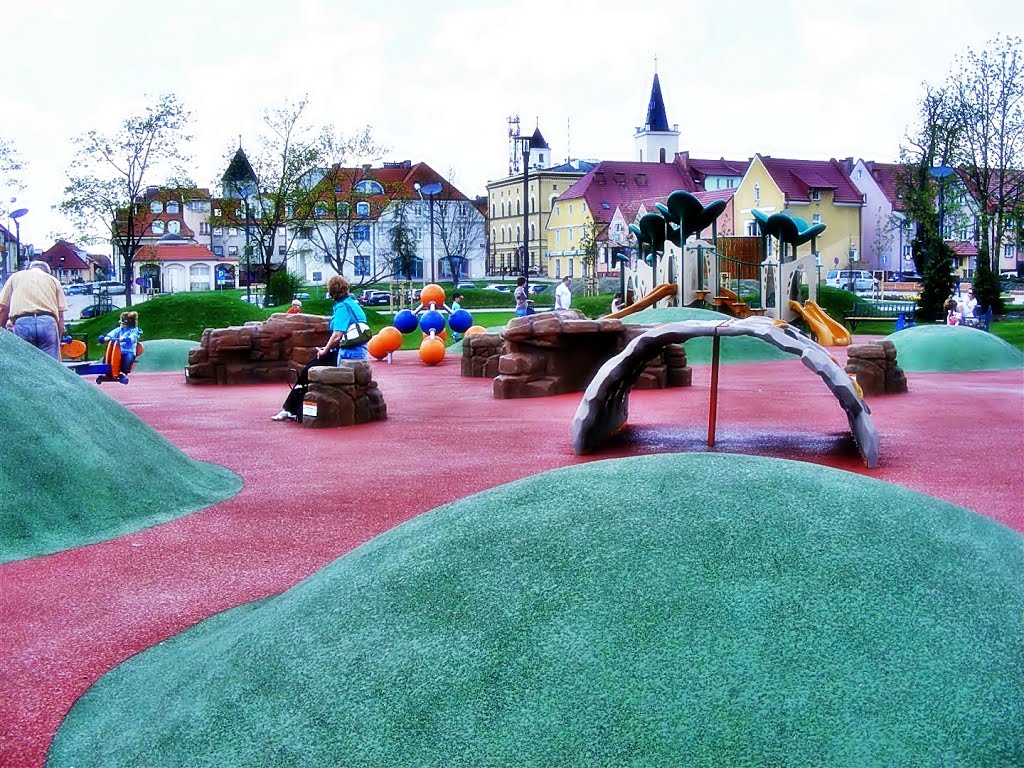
571;317;879;467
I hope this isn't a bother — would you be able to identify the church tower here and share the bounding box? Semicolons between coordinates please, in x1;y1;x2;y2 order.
634;72;680;163
221;145;258;199
528;125;550;170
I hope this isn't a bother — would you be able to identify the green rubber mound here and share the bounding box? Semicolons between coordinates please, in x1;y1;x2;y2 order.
626;307;790;364
131;339;198;372
50;454;1024;767
886;324;1024;372
0;334;241;563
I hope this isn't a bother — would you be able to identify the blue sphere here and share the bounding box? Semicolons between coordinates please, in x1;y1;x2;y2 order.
419;310;446;335
449;309;473;333
393;309;419;334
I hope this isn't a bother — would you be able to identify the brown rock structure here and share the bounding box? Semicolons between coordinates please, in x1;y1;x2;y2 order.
845;340;908;396
300;362;387;428
461;333;503;378
185;313;328;385
491;310;691;399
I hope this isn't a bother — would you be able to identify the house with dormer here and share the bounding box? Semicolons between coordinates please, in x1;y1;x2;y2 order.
845;160;915;276
734;155;863;271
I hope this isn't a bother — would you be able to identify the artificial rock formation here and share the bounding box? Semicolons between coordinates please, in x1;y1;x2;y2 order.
845;340;908;396
572;317;880;468
185;313;327;385
491;310;691;399
461;333;503;378
300;362;386;428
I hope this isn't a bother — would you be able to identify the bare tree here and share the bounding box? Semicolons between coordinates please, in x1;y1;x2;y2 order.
431;180;485;286
1;138;25;200
59;95;191;305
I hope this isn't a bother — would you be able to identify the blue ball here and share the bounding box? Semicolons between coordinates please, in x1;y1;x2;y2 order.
449;309;473;333
393;309;419;334
419;310;446;335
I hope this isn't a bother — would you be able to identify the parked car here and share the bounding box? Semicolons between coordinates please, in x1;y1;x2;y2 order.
483;283;512;292
358;290;392;306
239;294;266;308
96;280;127;295
824;270;878;294
293;292;311;300
529;283;550;294
80;300;116;319
63;283;88;295
453;282;477;290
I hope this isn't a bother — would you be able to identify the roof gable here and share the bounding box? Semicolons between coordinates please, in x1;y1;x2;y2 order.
759;156;863;204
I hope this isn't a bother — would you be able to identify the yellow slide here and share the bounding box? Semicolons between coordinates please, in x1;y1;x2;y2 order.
788;300;851;346
603;283;678;320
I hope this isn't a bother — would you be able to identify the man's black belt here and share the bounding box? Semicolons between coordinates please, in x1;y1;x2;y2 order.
12;311;56;322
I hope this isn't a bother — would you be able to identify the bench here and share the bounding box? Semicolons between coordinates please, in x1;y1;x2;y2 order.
963;306;993;332
843;302;917;331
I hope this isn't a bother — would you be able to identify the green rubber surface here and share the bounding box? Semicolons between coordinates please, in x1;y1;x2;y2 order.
131;339;199;372
49;453;1024;767
0;333;241;563
886;324;1024;372
626;307;791;363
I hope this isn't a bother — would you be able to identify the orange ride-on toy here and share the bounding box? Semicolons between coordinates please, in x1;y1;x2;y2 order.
65;339;144;385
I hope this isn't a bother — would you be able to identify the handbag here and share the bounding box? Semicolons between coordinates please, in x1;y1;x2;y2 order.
338;300;372;348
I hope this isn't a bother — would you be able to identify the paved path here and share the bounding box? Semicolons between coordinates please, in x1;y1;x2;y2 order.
2;353;1021;766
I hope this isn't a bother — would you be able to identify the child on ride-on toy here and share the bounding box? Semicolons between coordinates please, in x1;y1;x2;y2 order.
99;311;143;383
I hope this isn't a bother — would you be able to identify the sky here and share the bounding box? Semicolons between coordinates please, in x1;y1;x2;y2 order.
3;0;1021;254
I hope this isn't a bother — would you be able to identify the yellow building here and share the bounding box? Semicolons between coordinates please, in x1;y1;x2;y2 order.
733;155;864;270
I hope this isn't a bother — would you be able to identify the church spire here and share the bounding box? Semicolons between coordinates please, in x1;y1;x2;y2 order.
644;72;670;132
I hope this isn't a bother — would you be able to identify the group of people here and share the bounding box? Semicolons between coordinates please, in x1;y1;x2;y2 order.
514;276;574;317
944;289;980;326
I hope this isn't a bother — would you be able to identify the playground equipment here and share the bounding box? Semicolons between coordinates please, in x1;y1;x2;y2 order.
613;190;833;328
366;283;474;366
788;300;851;346
66;339;145;384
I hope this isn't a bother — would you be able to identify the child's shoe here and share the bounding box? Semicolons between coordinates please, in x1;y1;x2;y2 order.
119;374;130;385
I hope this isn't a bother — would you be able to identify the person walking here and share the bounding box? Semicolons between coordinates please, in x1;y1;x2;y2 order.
514;277;534;317
554;276;573;311
0;260;68;360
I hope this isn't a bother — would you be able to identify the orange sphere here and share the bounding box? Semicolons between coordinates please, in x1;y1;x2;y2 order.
377;325;404;353
419;283;446;308
464;325;487;336
422;329;447;342
366;334;389;360
418;337;446;365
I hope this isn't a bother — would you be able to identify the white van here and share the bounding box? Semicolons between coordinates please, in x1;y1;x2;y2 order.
825;270;878;294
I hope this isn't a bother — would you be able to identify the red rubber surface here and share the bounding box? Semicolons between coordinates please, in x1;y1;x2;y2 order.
2;350;1022;766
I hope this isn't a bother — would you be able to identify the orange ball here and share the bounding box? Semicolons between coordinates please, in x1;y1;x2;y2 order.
419;283;445;308
366;334;389;360
464;325;487;336
418;336;446;365
422;329;447;342
377;325;404;353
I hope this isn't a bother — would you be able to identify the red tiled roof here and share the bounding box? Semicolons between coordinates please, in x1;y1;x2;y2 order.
136;244;234;263
38;240;91;271
559;160;700;227
949;241;978;256
862;161;909;212
758;156;863;205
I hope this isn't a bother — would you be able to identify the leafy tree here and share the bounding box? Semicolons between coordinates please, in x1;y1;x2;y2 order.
431;176;485;287
386;199;420;283
59;95;191;306
578;220;608;296
1;137;25;199
947;34;1023;310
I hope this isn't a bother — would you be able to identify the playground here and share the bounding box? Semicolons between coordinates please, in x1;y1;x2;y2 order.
1;322;1023;765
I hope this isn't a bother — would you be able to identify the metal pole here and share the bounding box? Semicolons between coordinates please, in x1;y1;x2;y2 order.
429;194;435;284
707;335;721;447
522;141;529;286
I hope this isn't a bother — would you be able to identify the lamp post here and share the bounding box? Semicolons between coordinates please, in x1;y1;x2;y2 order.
10;208;28;271
414;181;442;284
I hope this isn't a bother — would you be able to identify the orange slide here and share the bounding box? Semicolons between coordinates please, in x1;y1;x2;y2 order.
788;300;851;346
603;283;678;320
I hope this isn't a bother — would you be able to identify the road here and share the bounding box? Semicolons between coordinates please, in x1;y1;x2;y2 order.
64;292;151;321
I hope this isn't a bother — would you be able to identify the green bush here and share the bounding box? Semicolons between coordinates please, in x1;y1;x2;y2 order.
267;270;304;308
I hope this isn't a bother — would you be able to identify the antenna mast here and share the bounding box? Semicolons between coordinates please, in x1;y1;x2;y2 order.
507;115;521;176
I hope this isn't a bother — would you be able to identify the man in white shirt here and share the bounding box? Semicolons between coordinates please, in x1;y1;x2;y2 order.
554;276;572;311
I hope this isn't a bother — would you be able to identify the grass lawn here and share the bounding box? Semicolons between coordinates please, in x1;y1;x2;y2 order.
991;319;1024;350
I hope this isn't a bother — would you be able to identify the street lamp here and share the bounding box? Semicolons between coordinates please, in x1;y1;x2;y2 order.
414;181;442;284
10;208;28;270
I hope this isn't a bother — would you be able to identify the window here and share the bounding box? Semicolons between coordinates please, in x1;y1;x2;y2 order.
168;221;181;234
213;226;223;236
568;259;574;276
568;228;573;243
315;204;327;218
229;228;238;237
659;148;666;163
811;190;821;202
334;184;343;193
166;201;179;214
279;246;287;256
569;204;573;215
530;223;535;240
229;246;239;256
539;153;545;164
1005;244;1016;256
491;203;495;218
491;228;496;244
213;246;224;256
150;201;163;213
152;221;165;234
235;208;243;219
530;196;535;213
516;200;521;215
354;180;384;195
554;259;561;278
356;201;370;217
214;208;222;217
336;201;350;217
903;245;912;258
555;229;560;243
189;263;211;291
355;255;370;276
277;227;286;236
555;204;560;216
812;214;822;226
199;222;210;235
754;184;760;203
354;225;370;241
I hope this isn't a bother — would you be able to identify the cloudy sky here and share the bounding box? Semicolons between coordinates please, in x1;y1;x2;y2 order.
3;0;1020;252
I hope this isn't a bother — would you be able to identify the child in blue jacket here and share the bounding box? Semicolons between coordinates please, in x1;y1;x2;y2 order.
99;311;143;382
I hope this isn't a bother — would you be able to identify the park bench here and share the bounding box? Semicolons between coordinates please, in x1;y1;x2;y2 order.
963;306;993;332
843;302;916;331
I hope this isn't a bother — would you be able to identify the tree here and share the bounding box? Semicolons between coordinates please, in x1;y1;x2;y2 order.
1;138;25;200
59;95;191;306
210;98;324;303
431;178;485;286
383;199;419;284
947;34;1024;307
578;220;608;296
